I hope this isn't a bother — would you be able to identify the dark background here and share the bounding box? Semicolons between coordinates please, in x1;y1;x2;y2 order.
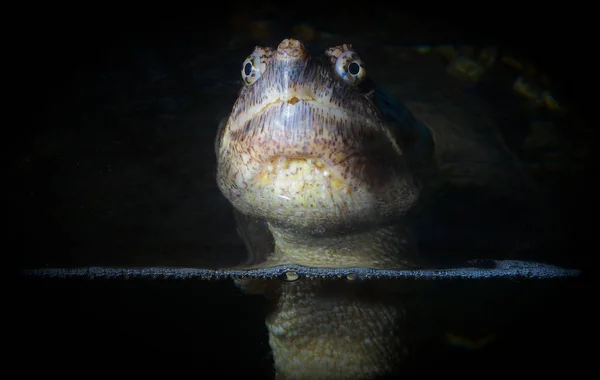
17;2;594;378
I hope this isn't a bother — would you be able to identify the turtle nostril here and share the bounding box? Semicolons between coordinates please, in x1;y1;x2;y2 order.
276;38;308;60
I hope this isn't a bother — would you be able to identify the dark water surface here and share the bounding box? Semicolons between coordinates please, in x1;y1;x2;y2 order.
17;3;593;377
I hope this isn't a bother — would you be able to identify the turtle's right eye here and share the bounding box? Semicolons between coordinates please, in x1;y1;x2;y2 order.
241;48;271;85
241;55;259;85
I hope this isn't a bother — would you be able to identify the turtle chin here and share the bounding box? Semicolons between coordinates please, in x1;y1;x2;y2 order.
221;154;419;234
250;155;360;229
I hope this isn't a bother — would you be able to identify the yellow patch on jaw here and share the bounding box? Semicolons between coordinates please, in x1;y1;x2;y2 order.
331;178;346;190
255;156;350;205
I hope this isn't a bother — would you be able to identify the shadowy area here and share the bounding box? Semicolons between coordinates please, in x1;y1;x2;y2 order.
16;3;594;378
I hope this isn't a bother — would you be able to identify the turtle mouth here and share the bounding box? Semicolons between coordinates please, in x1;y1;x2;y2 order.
232;89;358;135
263;94;317;110
234;90;319;128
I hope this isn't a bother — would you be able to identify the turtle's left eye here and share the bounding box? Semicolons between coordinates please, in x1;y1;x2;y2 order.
334;50;366;86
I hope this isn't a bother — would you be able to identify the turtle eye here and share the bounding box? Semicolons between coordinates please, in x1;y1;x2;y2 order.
241;49;269;86
241;54;260;85
334;50;366;86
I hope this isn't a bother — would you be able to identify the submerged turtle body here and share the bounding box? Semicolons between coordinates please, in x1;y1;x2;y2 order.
215;38;535;378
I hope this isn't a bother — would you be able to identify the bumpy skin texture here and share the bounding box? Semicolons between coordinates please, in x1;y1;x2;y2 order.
266;280;407;379
216;39;433;378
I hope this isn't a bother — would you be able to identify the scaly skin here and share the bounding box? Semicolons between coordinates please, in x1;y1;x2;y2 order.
216;39;433;378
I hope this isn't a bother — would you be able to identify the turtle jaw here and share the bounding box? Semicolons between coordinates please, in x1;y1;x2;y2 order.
216;109;419;233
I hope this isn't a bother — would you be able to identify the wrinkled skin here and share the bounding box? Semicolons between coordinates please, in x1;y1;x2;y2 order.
216;38;436;379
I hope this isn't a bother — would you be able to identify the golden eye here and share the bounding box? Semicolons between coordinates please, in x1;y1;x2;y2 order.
334;50;366;86
241;51;266;85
